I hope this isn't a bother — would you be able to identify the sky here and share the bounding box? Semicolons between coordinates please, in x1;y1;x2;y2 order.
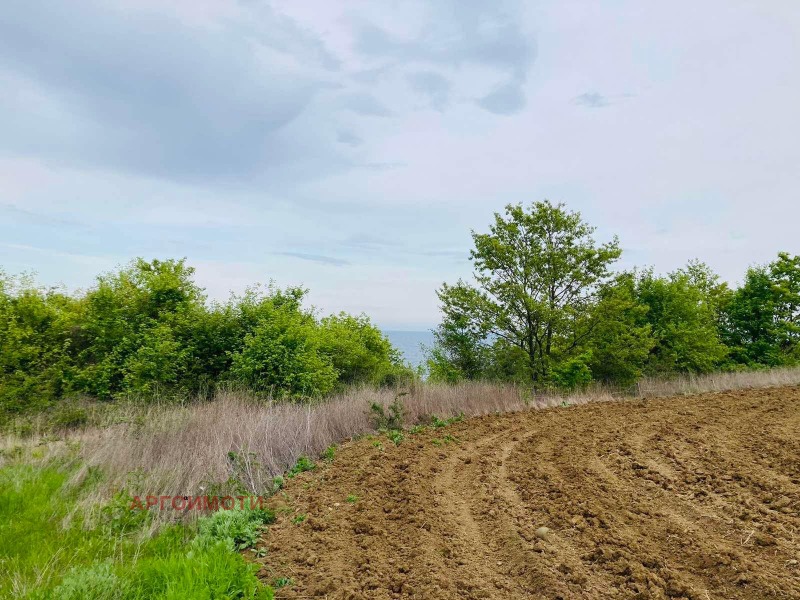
1;1;799;329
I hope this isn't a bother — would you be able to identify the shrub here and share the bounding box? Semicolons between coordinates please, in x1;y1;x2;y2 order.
550;353;593;391
52;562;126;600
0;260;413;412
369;393;406;431
195;506;275;551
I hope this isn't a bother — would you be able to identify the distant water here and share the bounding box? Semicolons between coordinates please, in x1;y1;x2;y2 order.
384;330;435;368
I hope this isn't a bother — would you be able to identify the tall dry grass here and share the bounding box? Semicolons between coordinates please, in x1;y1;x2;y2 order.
638;366;800;397
3;366;800;526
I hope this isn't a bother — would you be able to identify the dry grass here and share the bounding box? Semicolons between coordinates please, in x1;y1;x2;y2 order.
3;366;800;527
638;366;800;397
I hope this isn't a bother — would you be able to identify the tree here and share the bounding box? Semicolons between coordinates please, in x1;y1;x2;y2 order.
723;253;800;366
433;201;621;383
585;273;655;387
634;270;728;374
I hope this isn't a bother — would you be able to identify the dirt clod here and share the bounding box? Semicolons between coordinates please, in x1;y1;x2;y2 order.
534;526;551;541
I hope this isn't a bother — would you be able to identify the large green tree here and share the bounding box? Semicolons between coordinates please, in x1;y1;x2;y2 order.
723;253;800;366
432;201;621;383
633;269;728;374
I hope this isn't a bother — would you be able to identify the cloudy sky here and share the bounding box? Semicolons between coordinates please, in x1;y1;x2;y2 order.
1;1;798;329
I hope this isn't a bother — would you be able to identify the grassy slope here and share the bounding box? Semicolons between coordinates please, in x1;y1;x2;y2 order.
0;463;274;599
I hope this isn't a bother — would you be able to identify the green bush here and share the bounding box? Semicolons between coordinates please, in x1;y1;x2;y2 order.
52;562;126;600
1;259;414;414
195;506;275;551
549;353;593;391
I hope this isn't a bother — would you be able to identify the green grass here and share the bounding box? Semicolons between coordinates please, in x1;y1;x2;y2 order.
0;462;274;599
284;456;315;479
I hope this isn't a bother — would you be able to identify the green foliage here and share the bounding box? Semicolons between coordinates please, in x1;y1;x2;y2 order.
1;259;413;414
427;201;797;387
195;506;275;551
549;353;593;391
586;273;654;386
634;269;728;374
0;462;275;600
386;429;404;445
722;253;800;367
273;577;293;589
430;200;621;385
369;394;406;430
53;562;126;600
322;445;336;462
229;304;338;399
285;455;315;478
318;313;410;386
428;413;464;428
51;403;90;430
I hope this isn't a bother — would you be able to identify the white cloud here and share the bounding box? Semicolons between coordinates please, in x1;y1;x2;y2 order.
1;0;799;327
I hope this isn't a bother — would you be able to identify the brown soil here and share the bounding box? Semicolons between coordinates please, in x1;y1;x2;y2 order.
256;387;800;599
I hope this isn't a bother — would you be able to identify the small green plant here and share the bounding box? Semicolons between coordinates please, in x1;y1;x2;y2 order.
386;429;404;445
346;494;358;504
372;440;384;451
291;514;306;525
253;547;268;558
51;561;125;600
322;445;336;462
99;490;151;535
431;434;458;447
409;424;426;434
429;412;464;429
274;576;294;589
369;392;407;431
286;455;315;478
271;475;285;492
195;506;275;551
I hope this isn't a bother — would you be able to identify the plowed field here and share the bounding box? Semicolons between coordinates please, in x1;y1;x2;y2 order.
257;387;800;599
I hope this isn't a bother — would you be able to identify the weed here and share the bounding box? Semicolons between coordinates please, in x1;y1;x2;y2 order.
346;494;358;504
369;392;407;430
291;514;306;525
1;463;276;599
285;455;315;478
274;576;294;589
386;429;404;445
226;449;264;494
429;412;465;429
195;505;275;551
52;561;125;600
372;440;384;451
322;444;336;462
431;434;458;447
99;490;151;535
